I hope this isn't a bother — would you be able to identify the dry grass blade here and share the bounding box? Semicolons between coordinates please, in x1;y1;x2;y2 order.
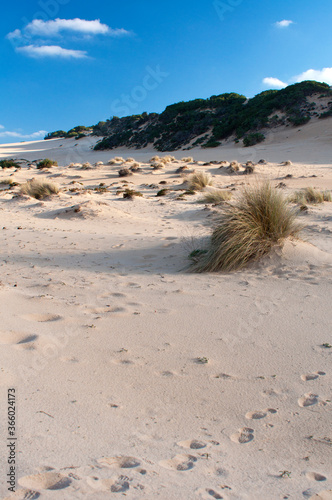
194;182;301;272
201;188;232;204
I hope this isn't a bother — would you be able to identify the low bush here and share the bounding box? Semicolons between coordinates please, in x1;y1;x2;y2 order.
201;188;232;204
37;158;58;169
243;133;265;147
0;160;21;169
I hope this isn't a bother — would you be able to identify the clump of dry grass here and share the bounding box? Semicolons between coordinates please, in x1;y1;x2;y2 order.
95;161;104;166
151;162;164;170
194;182;301;272
243;165;255;175
126;157;135;163
201;188;232;204
108;157;124;165
80;162;93;170
186;171;214;191
123;189;143;200
290;187;331;205
182;157;193;163
20;179;60;200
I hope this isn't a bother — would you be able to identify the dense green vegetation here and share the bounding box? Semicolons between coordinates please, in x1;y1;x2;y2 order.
0;159;21;169
45;126;92;140
45;81;332;151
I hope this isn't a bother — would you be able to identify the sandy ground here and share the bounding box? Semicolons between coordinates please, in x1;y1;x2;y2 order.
0;123;331;499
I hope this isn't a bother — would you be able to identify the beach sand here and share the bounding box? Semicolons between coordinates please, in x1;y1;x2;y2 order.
0;121;331;499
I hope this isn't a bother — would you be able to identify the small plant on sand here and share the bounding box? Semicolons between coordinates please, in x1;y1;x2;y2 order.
243;165;255;175
290;187;331;205
118;168;132;177
114;157;124;163
123;188;143;200
0;178;18;187
187;171;214;191
0;160;21;169
151;162;164;170
243;133;265;147
194;182;301;272
37;158;58;169
201;188;232;204
20;179;59;199
156;188;169;197
182;157;194;163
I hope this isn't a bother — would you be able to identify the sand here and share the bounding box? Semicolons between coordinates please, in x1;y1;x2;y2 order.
0;121;331;499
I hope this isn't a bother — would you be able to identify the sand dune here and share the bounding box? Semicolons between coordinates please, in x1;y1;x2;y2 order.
0;133;331;499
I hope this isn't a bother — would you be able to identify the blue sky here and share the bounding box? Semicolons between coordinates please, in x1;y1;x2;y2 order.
1;0;332;143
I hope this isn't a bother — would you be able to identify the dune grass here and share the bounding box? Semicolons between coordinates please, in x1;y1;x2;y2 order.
20;179;60;199
187;171;214;191
201;188;232;204
194;182;301;272
290;187;331;204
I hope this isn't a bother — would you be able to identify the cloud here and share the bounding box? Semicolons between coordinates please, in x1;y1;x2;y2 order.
0;125;4;129
262;77;287;89
26;18;112;36
275;20;294;28
6;29;22;40
263;67;332;89
16;45;88;59
292;67;332;86
0;129;47;139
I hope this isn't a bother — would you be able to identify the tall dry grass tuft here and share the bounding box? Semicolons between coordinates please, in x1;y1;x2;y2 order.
186;171;214;191
290;187;331;204
20;179;60;200
194;182;301;272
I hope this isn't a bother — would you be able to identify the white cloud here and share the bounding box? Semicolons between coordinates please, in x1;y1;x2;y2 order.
16;45;88;59
275;20;294;28
6;29;22;40
0;129;47;139
263;67;332;89
25;18;129;37
263;77;287;89
0;125;4;129
292;67;332;86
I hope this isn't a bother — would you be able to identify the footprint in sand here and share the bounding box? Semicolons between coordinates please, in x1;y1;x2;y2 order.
306;472;327;482
2;489;40;499
0;331;38;345
18;472;71;491
87;475;130;492
298;393;319;407
196;487;224;499
309;491;332;500
178;439;207;450
159;454;197;471
21;313;62;322
301;371;326;381
98;456;140;469
245;408;277;420
230;427;254;444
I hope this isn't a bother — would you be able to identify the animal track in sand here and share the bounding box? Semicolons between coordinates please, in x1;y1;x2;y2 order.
309;491;332;500
213;373;235;380
230;427;254;444
2;489;40;499
21;313;62;322
306;472;327;481
178;439;207;449
159;454;197;471
301;371;326;381
245;408;277;420
18;472;71;491
298;393;319;407
196;487;224;499
0;331;38;345
98;456;140;469
87;475;130;492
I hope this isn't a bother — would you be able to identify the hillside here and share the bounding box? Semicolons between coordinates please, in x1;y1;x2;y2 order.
45;81;332;152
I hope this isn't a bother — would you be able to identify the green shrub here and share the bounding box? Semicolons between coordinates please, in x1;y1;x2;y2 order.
37;158;58;169
0;160;21;169
123;189;143;199
20;180;59;199
194;182;301;272
243;133;265;147
156;188;169;196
